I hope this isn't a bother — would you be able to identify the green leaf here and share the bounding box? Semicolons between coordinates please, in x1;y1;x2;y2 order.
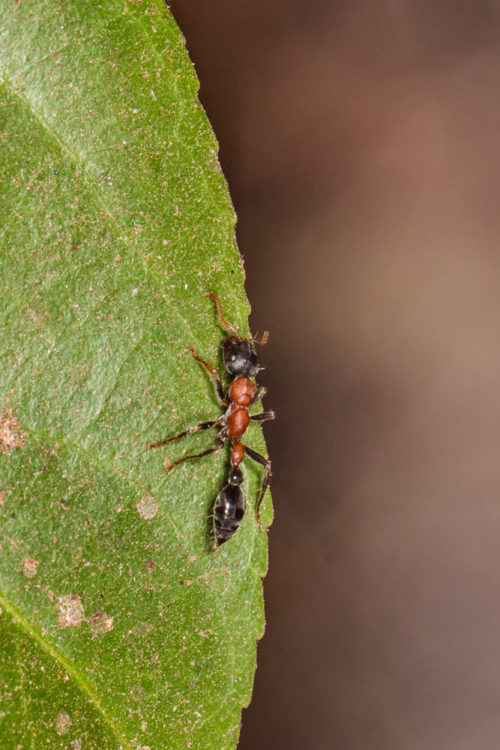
0;2;271;748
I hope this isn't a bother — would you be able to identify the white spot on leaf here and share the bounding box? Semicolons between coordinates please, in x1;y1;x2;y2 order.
56;711;72;735
23;557;39;578
57;594;84;628
0;408;26;454
136;496;159;520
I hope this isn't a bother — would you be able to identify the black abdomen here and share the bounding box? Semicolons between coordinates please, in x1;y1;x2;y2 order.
213;483;246;545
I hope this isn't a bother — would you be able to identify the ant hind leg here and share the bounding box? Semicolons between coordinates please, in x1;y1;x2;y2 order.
243;444;272;530
163;437;225;475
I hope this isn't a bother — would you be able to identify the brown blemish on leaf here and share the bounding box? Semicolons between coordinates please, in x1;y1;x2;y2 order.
136;495;159;520
50;500;68;511
88;610;114;637
0;408;26;454
56;711;72;735
146;559;156;572
23;557;39;578
57;594;85;628
6;536;21;550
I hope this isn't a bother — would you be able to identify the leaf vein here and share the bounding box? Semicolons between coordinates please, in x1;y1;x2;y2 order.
0;588;132;749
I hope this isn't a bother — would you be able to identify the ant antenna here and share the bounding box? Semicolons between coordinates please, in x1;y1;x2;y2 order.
205;292;269;345
204;292;242;338
252;331;269;346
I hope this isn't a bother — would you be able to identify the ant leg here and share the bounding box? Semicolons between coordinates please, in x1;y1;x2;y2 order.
250;410;276;423
189;346;226;406
250;386;267;405
243;444;272;530
205;292;242;338
146;418;222;450
163;437;225;475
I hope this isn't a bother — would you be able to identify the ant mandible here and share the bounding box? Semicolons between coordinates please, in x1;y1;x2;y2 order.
147;292;274;546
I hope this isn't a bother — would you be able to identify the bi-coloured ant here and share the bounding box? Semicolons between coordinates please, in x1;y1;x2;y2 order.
147;292;274;545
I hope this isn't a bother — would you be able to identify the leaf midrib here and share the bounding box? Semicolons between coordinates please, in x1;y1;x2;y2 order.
0;587;133;749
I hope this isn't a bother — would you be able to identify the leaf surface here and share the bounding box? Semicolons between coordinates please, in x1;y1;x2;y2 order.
0;3;270;748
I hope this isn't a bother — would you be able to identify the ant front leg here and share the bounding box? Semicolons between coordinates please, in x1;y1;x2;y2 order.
250;386;267;405
189;346;226;406
250;410;276;424
243;444;272;531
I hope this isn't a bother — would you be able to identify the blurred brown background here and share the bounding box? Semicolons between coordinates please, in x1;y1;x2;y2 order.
171;2;500;748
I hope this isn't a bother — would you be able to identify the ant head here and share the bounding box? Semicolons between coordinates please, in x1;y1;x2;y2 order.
223;336;259;378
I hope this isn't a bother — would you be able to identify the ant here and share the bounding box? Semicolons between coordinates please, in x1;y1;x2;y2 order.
147;292;274;546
